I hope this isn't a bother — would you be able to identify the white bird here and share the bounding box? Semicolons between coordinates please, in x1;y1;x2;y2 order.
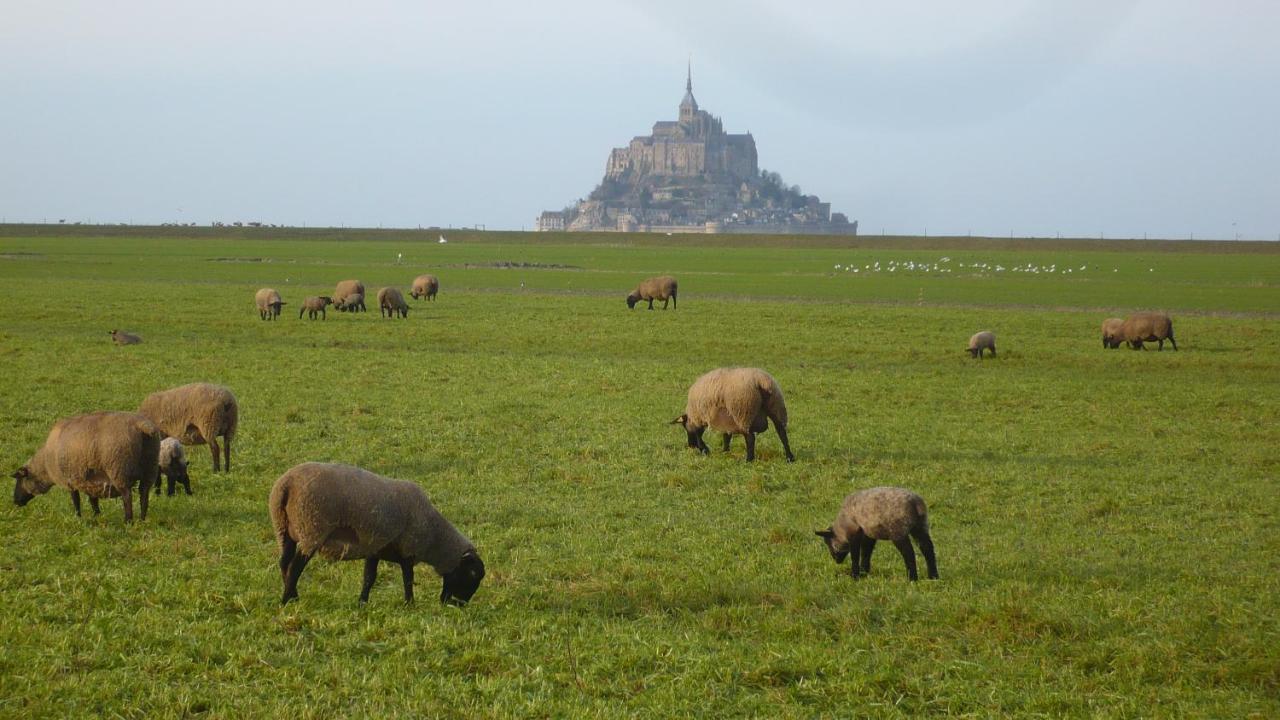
397;252;402;263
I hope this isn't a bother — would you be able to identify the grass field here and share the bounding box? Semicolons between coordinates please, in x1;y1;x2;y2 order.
1;226;1277;718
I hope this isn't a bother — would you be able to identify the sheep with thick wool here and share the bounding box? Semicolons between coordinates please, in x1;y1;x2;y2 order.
110;330;142;345
1101;318;1125;349
269;462;485;606
672;367;794;462
333;280;366;311
626;276;678;310
138;383;238;472
816;487;938;581
411;274;439;301
255;288;286;320
12;411;161;522
299;296;333;320
967;331;997;358
155;437;191;496
377;287;410;318
1120;312;1177;351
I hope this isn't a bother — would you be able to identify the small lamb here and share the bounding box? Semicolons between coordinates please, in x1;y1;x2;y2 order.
815;486;938;581
299;296;333;320
269;462;485;606
967;330;996;358
156;437;192;496
336;292;366;313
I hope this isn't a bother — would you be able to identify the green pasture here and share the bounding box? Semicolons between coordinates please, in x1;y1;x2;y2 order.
0;227;1277;718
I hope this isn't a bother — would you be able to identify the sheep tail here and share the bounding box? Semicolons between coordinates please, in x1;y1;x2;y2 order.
268;480;290;550
758;374;788;427
913;495;930;532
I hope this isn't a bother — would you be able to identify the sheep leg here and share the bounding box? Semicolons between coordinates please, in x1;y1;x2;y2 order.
70;490;82;516
400;560;415;603
208;439;221;472
138;477;149;521
121;484;133;523
281;551;312;604
647;298;654;310
89;496;100;515
693;428;710;455
1168;332;1177;351
774;424;795;463
360;557;379;603
154;468;163;495
223;436;231;473
911;527;939;579
181;474;192;495
662;298;669;309
278;533;298;581
721;433;732;452
892;537;918;581
860;537;876;576
744;432;756;462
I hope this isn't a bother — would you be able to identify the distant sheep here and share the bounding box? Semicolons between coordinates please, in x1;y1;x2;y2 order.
299;296;333;320
627;275;678;310
378;287;410;318
156;437;191;496
815;486;938;581
411;274;439;301
336;292;366;313
138;383;238;472
333;280;366;310
967;331;996;358
1101;318;1125;349
110;329;142;345
1121;312;1176;351
269;462;486;606
255;288;286;320
12;411;161;522
672;367;794;462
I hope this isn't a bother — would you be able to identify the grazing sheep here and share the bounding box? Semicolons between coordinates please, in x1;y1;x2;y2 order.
1121;312;1177;351
255;288;286;320
333;280;366;310
138;383;238;472
672;367;795;463
1101;318;1125;349
967;330;997;358
11;411;161;522
299;296;333;320
377;287;410;318
336;292;366;313
815;487;938;581
155;437;191;496
411;274;439;301
109;329;142;345
269;462;486;606
626;275;678;310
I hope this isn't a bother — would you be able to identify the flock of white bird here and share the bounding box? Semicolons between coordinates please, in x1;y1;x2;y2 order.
831;256;1155;275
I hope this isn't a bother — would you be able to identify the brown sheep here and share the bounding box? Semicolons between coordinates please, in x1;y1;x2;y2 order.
815;486;938;581
12;411;161;522
1101;318;1125;349
299;296;333;320
336;292;366;313
672;367;794;462
377;287;410;319
627;276;678;310
255;288;286;320
109;329;142;345
1121;312;1177;350
269;462;485;606
333;280;366;309
967;331;996;358
411;274;439;301
138;383;239;472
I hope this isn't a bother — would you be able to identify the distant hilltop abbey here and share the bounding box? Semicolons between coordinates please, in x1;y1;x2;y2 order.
538;66;857;235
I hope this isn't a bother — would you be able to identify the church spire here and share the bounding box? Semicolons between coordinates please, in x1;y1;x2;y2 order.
686;58;692;93
680;58;698;122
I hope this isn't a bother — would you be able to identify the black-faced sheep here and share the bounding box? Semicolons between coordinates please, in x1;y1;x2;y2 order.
672;367;794;462
411;274;439;301
12;411;161;522
815;486;937;581
155;437;191;496
255;288;286;320
269;462;485;606
1101;318;1125;349
333;280;366;311
377;287;410;318
138;383;239;472
627;276;678;310
1120;312;1176;351
967;331;996;358
109;329;142;345
336;292;366;313
299;296;333;320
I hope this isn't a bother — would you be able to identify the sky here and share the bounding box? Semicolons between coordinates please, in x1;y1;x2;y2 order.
1;0;1277;239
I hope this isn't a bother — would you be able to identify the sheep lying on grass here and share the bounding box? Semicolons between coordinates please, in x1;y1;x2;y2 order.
110;330;142;345
155;437;191;496
672;367;794;462
12;411;161;522
299;296;332;320
1101;318;1125;349
411;274;439;301
627;275;678;310
269;462;485;606
967;331;996;358
255;288;286;320
139;383;238;472
378;287;410;318
1121;312;1176;351
816;487;937;581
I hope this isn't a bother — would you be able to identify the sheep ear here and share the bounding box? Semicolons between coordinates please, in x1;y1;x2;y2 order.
13;466;29;480
814;529;834;539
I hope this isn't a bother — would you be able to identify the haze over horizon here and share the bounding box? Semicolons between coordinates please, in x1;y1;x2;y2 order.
2;1;1277;240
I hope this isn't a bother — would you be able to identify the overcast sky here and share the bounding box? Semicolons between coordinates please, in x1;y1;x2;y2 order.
2;1;1277;239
